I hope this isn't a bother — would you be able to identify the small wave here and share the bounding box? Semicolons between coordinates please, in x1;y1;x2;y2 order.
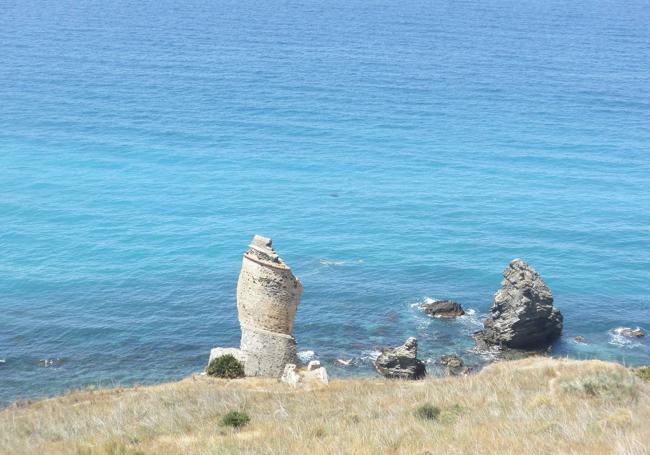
468;343;500;361
608;327;644;348
297;350;316;363
458;308;484;330
411;297;435;309
359;350;382;362
0;359;5;365
319;258;364;266
410;296;440;311
335;358;354;367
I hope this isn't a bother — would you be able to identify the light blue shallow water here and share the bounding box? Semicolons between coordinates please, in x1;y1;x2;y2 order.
1;0;650;404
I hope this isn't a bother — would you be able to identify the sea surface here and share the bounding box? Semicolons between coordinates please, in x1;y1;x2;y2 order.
1;0;650;405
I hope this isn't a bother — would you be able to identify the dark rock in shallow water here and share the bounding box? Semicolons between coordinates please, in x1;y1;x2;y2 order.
476;259;563;350
38;358;65;368
574;336;587;344
438;354;463;369
373;337;426;380
473;332;551;361
421;299;465;318
437;354;469;376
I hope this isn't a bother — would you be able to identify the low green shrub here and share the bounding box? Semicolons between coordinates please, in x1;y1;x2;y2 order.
561;370;637;401
220;411;250;428
206;355;245;379
633;366;650;383
414;403;441;421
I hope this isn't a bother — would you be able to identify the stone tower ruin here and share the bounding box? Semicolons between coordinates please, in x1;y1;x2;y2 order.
208;235;303;377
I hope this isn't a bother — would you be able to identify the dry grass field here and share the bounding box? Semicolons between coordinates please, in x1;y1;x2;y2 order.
1;357;649;455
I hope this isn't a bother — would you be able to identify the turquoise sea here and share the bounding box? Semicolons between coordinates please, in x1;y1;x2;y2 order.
1;0;649;405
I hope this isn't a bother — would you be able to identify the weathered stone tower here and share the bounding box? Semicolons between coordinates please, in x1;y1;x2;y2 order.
236;235;303;377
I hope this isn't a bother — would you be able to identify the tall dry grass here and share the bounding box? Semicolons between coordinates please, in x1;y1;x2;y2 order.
1;357;648;455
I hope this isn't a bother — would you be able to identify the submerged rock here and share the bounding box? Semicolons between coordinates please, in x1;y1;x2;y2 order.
373;337;426;380
421;299;465;318
476;259;563;350
38;358;65;368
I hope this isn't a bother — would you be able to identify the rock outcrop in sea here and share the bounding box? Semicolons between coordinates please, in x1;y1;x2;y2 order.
475;259;563;350
421;299;465;318
208;235;303;377
618;327;646;338
373;337;426;379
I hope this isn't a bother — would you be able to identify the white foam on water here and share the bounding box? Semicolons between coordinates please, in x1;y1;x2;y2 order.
411;296;436;309
335;358;354;367
410;297;435;330
608;327;644;349
469;344;500;361
458;308;484;330
297;350;316;363
360;350;382;362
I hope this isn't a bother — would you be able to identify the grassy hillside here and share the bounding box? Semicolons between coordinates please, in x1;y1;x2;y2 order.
1;358;649;455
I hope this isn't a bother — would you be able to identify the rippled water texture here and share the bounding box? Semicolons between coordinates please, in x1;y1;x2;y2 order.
1;0;649;404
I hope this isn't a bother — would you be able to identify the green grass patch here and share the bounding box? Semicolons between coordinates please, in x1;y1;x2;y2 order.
220;411;250;429
632;366;650;383
561;370;637;401
414;404;441;421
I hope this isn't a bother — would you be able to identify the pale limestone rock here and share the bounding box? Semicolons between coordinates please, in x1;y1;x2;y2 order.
307;366;329;384
237;235;303;377
307;360;321;371
280;363;329;387
280;363;301;387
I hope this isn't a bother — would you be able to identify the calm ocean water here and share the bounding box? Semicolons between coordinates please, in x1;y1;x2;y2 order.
1;0;649;405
